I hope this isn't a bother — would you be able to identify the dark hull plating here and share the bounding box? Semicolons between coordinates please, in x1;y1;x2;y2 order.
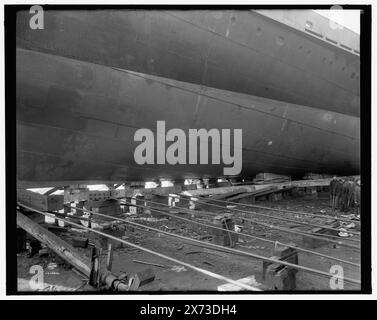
16;10;360;116
16;48;360;186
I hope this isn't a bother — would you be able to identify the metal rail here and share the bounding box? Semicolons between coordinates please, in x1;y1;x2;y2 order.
17;203;261;291
166;195;360;235
57;203;361;285
70;203;359;267
121;197;360;242
117;197;360;249
174;193;360;224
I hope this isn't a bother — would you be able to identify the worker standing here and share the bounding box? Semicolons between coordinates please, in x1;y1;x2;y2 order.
347;180;356;208
334;178;344;210
354;179;361;215
341;179;352;212
330;177;337;209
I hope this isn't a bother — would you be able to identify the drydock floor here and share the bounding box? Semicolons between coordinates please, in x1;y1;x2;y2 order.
17;196;361;292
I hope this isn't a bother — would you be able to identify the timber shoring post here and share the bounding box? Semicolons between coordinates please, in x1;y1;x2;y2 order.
17;211;91;276
16;211;129;291
89;246;100;288
107;243;113;271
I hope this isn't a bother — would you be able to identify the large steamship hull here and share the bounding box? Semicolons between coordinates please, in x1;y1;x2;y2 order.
16;48;359;187
16;10;360;187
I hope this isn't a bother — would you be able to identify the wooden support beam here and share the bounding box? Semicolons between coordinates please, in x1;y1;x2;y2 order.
44;187;62;196
89;247;101;287
211;215;238;248
128;269;155;290
16;211;91;276
183;177;360;197
302;220;341;249
17;211;130;291
226;186;280;202
217;275;262;291
262;243;298;290
106;243;113;272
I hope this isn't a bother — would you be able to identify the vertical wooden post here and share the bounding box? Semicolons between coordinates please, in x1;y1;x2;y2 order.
106;243;113;272
89;247;101;287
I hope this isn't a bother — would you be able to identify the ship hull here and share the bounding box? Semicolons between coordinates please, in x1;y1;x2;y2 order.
16;9;360;117
16;49;360;186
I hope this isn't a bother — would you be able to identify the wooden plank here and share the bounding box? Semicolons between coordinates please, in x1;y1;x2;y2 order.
17;211;91;276
17;211;131;291
43;187;61;195
184;185;257;197
217;275;262;291
226;186;278;201
207;188;248;201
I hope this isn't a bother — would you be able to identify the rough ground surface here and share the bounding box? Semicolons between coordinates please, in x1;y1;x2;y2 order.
17;194;361;292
